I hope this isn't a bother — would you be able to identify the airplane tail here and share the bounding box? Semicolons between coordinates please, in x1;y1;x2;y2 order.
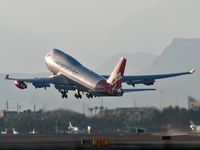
69;122;73;128
107;57;126;90
190;121;194;126
190;120;196;130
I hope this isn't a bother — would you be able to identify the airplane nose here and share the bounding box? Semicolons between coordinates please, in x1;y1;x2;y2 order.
45;53;50;62
45;49;61;64
45;50;53;66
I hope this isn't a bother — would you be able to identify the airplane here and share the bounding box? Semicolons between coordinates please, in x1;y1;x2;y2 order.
1;128;7;135
5;49;195;99
189;121;200;132
29;128;36;134
12;128;18;135
87;125;91;134
67;122;79;133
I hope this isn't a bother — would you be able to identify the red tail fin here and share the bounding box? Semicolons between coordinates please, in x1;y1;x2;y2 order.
107;57;126;90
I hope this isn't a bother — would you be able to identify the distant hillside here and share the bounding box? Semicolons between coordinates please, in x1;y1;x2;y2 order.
96;52;157;74
142;38;200;73
131;38;200;109
105;1;200;56
99;38;200;111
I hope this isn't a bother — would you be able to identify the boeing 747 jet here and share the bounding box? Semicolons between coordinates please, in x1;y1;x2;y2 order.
5;49;195;99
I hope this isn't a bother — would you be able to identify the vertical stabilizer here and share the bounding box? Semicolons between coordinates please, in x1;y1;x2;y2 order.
190;120;196;131
190;121;194;126
107;57;126;90
69;122;73;128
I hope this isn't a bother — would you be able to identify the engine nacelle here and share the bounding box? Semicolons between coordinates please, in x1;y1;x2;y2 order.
15;80;27;89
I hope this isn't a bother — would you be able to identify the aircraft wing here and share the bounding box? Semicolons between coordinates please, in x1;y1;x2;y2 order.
5;74;76;91
103;68;195;87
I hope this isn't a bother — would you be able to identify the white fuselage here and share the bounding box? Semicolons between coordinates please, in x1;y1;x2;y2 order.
1;128;7;135
29;129;36;134
190;124;200;132
45;49;121;96
68;122;78;132
13;128;18;134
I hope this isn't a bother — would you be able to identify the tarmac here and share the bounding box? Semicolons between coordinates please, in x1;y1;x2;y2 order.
1;132;200;150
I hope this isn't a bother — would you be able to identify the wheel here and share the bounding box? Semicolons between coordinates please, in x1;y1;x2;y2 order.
88;94;93;99
86;93;91;98
61;90;65;94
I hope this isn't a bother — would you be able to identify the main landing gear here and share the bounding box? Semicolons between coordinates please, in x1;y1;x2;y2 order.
86;93;93;99
74;91;82;99
60;90;96;99
61;89;68;99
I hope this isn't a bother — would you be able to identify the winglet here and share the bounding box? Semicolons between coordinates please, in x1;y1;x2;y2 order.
5;74;9;80
190;68;196;74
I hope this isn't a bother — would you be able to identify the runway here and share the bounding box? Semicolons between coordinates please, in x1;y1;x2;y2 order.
1;132;200;149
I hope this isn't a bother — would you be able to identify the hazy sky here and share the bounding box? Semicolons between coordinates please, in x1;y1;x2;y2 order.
0;0;200;73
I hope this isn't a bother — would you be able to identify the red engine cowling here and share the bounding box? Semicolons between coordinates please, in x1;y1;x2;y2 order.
15;80;27;89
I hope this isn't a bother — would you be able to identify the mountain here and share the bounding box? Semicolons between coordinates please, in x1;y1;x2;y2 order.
95;38;200;110
105;0;200;56
96;52;157;74
142;38;200;73
132;38;200;109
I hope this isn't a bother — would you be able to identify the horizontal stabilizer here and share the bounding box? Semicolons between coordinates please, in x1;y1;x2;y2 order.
122;88;156;93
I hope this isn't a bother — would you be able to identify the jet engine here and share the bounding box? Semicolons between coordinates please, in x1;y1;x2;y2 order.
15;80;27;89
